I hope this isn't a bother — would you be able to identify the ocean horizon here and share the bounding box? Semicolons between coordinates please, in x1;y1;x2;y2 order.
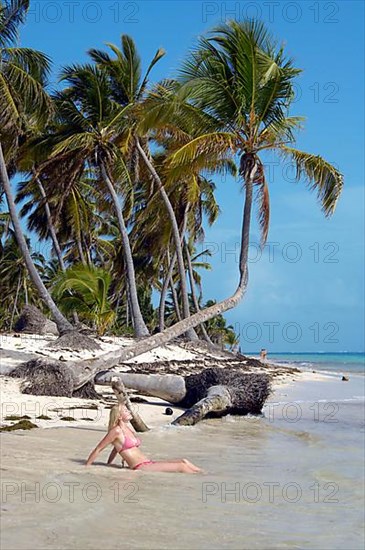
247;352;365;376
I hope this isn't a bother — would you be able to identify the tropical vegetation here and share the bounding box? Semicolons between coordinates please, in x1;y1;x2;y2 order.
0;1;343;351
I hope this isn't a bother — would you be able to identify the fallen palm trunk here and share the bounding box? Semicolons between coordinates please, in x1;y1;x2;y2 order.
95;368;271;425
95;372;187;403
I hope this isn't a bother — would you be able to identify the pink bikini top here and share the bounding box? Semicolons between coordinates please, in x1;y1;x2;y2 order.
119;432;141;452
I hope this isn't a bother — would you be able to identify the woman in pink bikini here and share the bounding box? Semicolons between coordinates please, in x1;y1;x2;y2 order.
85;404;202;473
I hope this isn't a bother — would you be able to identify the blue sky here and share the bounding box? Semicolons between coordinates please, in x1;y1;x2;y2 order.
19;0;364;352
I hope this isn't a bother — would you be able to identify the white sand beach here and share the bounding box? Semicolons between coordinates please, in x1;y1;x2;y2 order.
0;332;310;430
1;331;326;427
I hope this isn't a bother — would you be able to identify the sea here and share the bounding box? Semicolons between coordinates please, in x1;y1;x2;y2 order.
264;351;365;376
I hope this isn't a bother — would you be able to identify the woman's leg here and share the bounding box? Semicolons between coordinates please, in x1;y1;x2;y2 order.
162;458;202;472
136;459;202;473
178;459;202;472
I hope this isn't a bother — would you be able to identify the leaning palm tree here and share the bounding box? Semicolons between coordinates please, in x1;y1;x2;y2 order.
64;19;343;371
162;19;343;326
0;0;73;334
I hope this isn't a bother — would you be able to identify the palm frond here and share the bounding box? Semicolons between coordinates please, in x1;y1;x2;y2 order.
0;71;20;129
0;0;29;48
166;132;236;181
258;116;304;148
50;133;95;156
254;162;270;245
138;47;165;99
279;146;343;215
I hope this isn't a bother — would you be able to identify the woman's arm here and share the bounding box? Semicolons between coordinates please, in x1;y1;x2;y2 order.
85;429;118;466
107;447;118;465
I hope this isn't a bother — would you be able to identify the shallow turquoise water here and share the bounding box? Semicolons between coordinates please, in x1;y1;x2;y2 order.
262;352;365;375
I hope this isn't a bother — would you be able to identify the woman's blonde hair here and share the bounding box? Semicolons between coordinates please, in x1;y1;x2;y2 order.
108;404;122;432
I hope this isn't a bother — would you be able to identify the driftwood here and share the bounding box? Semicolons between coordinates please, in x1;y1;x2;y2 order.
111;380;149;432
174;385;232;426
95;368;271;426
96;372;187;403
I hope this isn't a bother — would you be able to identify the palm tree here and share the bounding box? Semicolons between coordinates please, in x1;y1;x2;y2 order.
89;37;198;339
40;64;150;337
28;19;344;378
0;0;73;334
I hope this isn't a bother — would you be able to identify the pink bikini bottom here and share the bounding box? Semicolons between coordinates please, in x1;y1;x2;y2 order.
133;460;155;470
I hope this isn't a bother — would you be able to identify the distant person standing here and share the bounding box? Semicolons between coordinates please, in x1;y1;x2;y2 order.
260;348;268;363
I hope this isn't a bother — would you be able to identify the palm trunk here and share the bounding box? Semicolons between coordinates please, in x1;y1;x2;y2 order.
76;234;87;265
160;248;182;328
126;293;130;327
34;174;66;272
84;239;92;265
170;278;182;322
64;160;257;389
10;274;22;330
100;162;149;337
184;240;213;344
24;278;28;305
239;157;256;278
172;385;232;426
136;139;197;340
159;248;177;331
0;142;73;335
70;190;87;265
97;372;187;403
34;175;80;325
